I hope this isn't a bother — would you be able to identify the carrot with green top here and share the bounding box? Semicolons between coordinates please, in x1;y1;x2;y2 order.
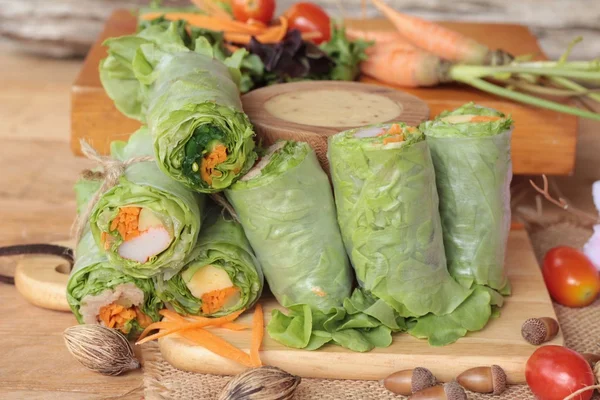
370;0;512;65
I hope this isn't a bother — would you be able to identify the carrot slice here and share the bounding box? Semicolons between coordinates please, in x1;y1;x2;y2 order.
137;321;184;342
250;304;264;367
470;115;502;122
219;322;251;331
179;329;254;367
224;16;289;45
159;309;188;323
140;12;264;35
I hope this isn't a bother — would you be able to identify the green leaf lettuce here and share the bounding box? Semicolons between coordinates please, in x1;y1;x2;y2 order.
421;102;513;291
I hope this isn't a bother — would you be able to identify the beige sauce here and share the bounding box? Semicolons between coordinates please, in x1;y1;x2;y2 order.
264;90;402;128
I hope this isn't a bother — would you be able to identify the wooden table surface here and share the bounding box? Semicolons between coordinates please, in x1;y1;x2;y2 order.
0;41;599;399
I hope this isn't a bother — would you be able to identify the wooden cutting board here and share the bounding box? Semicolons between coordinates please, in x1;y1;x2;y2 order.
159;229;562;384
71;10;578;176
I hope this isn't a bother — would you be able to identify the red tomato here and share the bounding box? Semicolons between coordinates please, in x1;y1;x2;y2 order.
543;246;600;307
283;2;331;44
526;346;594;400
232;0;275;24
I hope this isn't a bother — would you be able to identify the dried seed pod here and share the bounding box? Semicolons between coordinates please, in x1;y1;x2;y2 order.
63;325;140;376
409;381;467;400
457;365;507;395
383;367;437;395
580;353;600;368
218;366;301;400
521;317;559;345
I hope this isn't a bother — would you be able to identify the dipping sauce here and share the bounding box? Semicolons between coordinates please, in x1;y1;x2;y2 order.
264;89;403;127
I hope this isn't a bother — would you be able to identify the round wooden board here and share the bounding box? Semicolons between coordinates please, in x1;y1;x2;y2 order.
14;241;73;312
242;81;429;172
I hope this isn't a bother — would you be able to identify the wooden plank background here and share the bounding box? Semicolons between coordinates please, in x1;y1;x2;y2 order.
1;0;599;60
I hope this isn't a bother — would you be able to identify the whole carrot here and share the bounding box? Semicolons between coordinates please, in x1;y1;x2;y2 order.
361;42;449;87
370;0;512;65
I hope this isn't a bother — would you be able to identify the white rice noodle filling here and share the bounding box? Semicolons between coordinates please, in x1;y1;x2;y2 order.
80;283;145;325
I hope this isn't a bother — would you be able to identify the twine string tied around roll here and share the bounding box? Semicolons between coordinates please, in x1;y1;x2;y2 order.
71;140;154;248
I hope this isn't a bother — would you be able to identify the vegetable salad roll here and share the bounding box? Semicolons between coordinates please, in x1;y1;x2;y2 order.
67;232;163;338
225;141;353;312
100;22;257;192
87;127;204;279
422;103;513;292
328;123;471;318
154;207;263;317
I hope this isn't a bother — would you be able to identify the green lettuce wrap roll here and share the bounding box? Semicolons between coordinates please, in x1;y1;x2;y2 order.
329;123;497;346
154;206;263;317
225;141;352;312
67;231;163;338
421;103;513;292
226;141;402;352
328;123;471;318
87;127;204;279
100;22;256;192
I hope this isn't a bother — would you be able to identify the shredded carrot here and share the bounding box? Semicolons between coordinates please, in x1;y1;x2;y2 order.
386;123;403;135
140;12;264;35
135;307;154;328
219;322;251;331
383;135;405;145
190;0;233;20
179;329;254;367
201;287;239;314
137;309;245;344
98;303;137;333
109;207;141;241
470;115;502;122
200;144;228;185
250;304;264;367
224;16;289;44
159;309;190;323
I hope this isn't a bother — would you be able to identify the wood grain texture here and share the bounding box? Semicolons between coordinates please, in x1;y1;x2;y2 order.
2;0;599;60
0;283;143;400
70;11;578;175
242;81;429;172
158;229;562;384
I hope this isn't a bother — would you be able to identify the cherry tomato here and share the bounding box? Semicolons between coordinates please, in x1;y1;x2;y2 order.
283;2;331;44
526;346;594;400
232;0;275;24
543;246;600;307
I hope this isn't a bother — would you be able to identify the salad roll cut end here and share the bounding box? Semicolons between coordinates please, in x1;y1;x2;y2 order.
79;283;153;335
184;264;241;315
422;102;513;138
102;206;173;263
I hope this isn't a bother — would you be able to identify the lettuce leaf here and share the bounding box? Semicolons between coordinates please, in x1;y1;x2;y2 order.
421;103;513;291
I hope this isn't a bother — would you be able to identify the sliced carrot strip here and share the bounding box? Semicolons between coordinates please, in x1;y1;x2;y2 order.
140;12;263;35
179;329;254;367
159;309;189;323
219;322;251;331
224;17;289;45
137;321;185;342
250;304;264;367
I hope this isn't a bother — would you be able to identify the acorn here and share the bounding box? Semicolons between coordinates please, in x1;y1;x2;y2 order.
409;381;467;400
521;317;559;345
580;353;600;368
457;365;507;395
383;368;437;395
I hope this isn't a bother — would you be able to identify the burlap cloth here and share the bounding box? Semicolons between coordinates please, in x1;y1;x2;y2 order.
141;221;600;400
